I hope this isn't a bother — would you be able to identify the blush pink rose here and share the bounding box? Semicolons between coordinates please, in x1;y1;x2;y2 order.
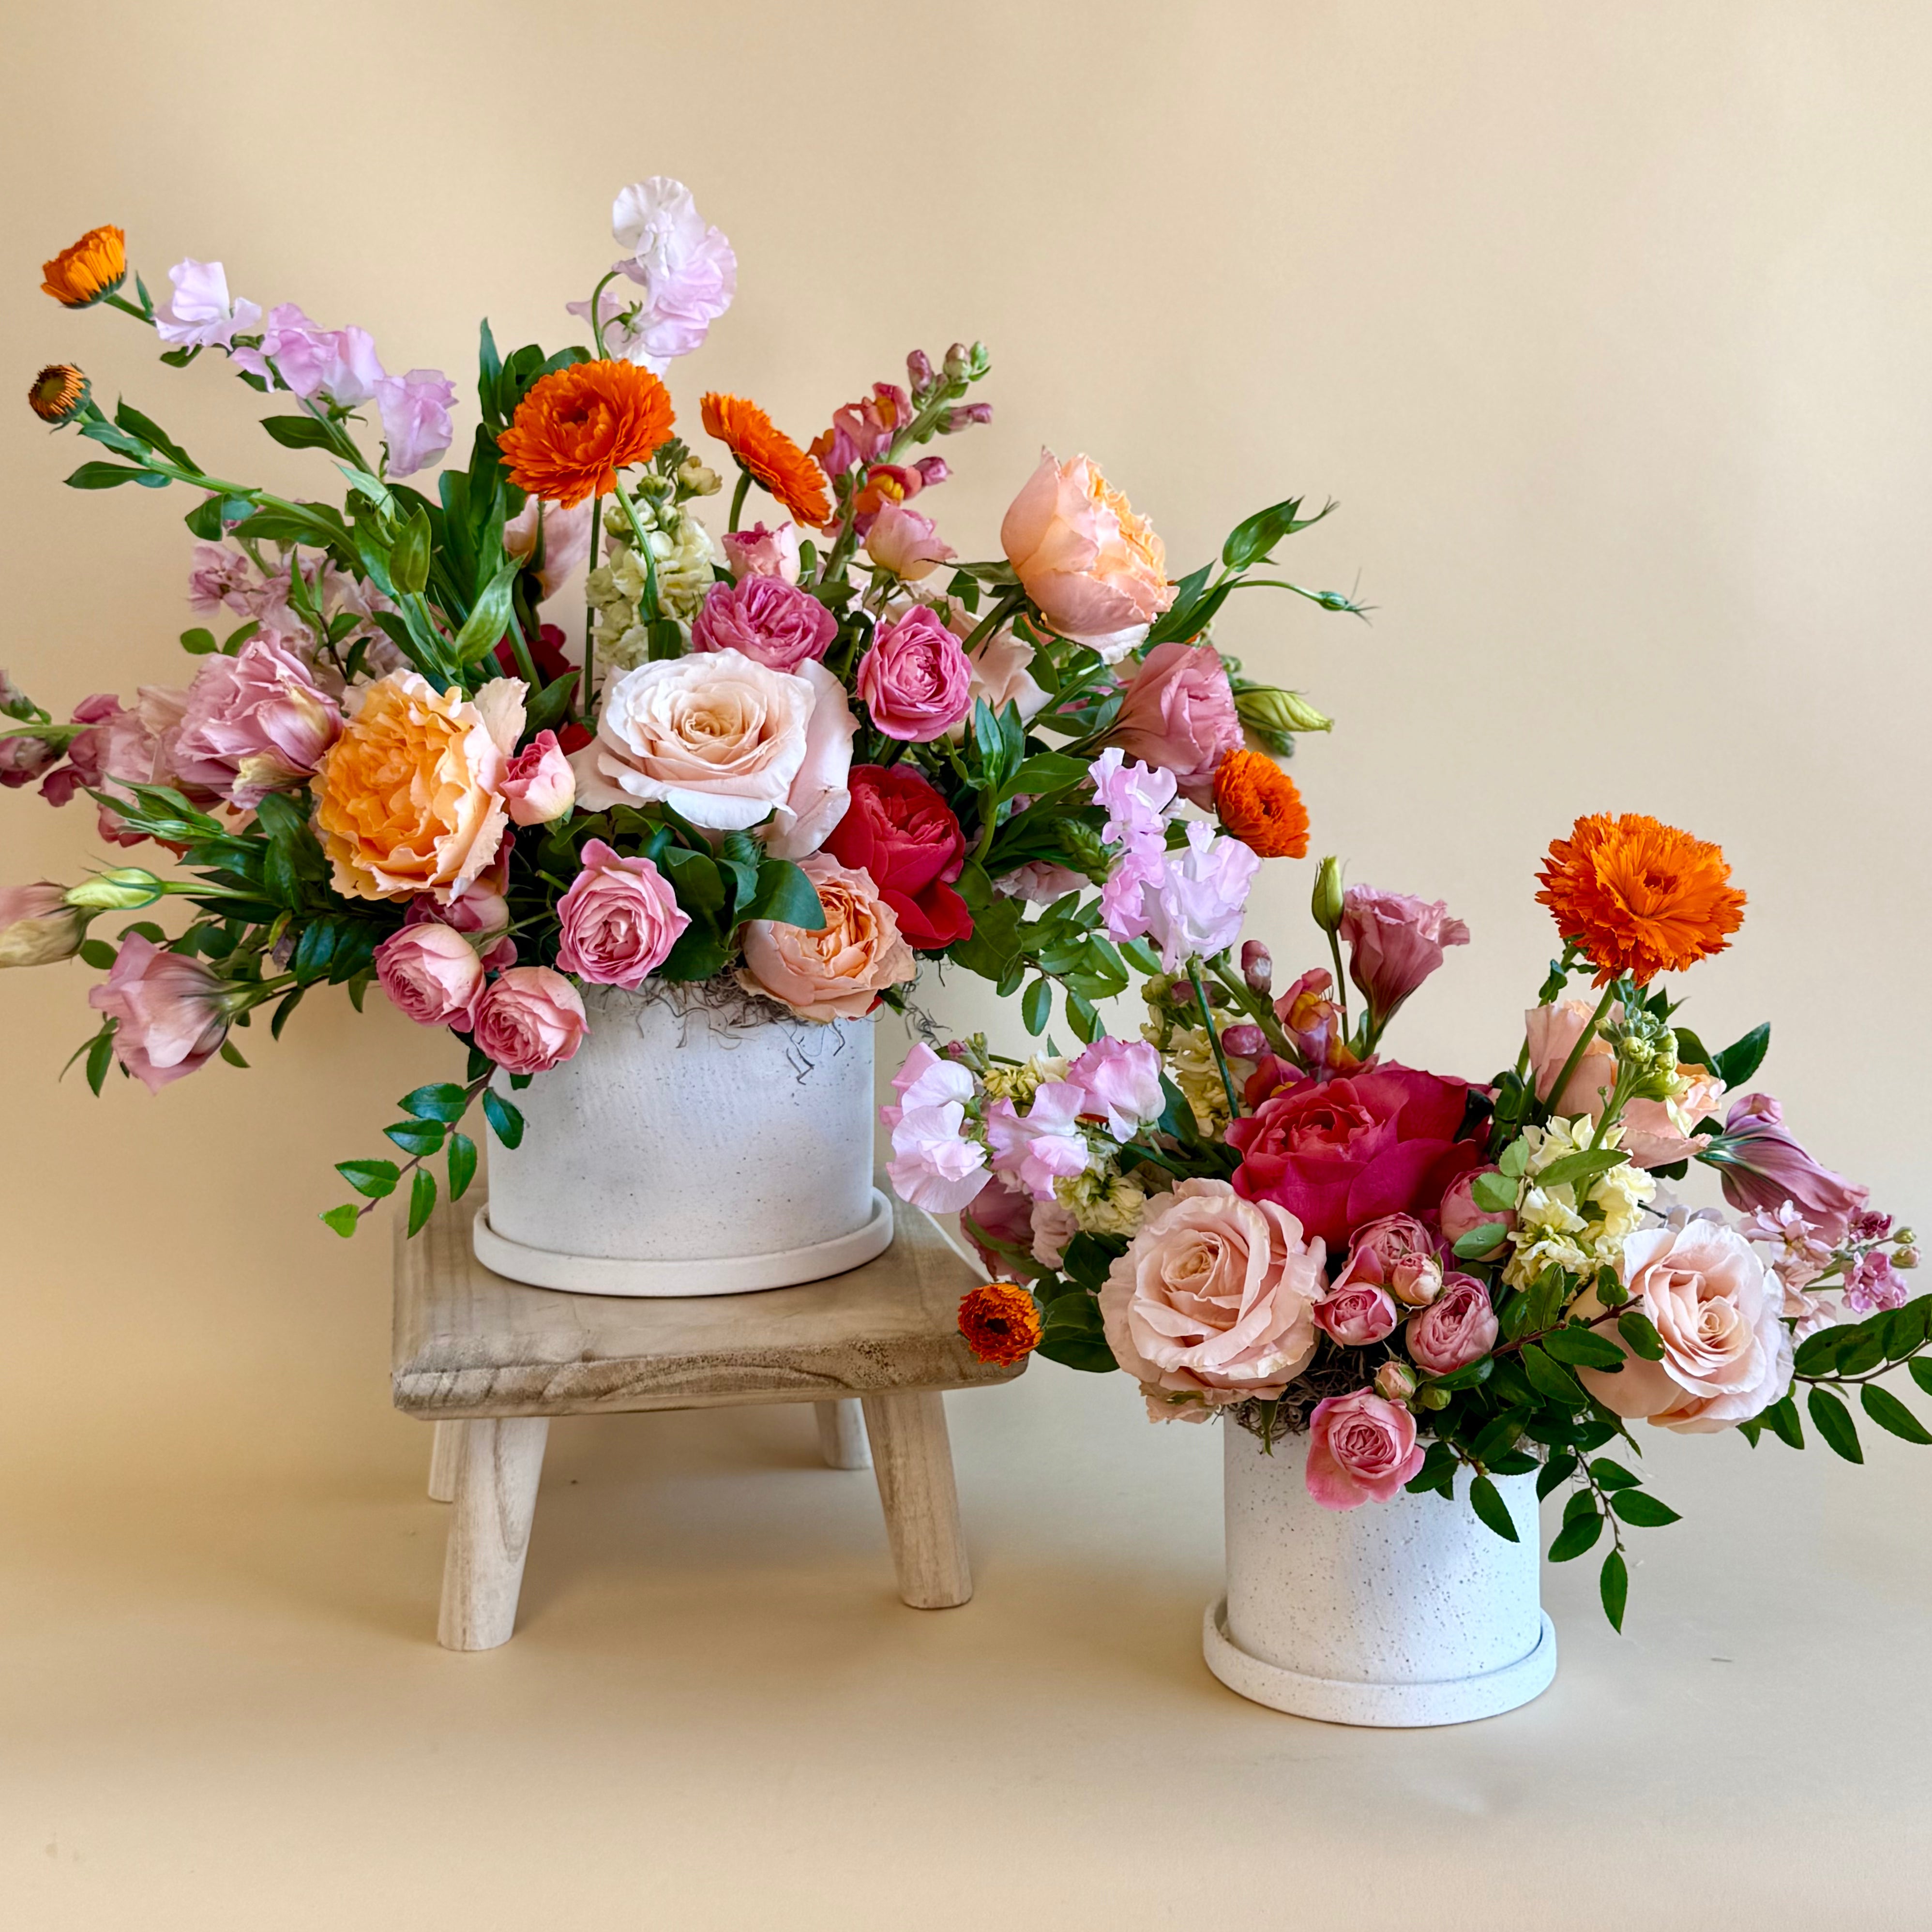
169;637;344;809
1304;1390;1426;1509
471;966;587;1073
1619;1066;1726;1169
1105;641;1242;806
691;575;837;673
1437;1166;1514;1247
737;853;917;1022
1336;1212;1444;1308
1524;998;1620;1119
1312;1280;1400;1346
1339;886;1470;1026
87;935;229;1091
856;604;974;741
375;922;486;1028
720;521;801;584
1405;1273;1499;1376
499;729;576;826
1101;1178;1326;1411
555;838;690;988
864;502;955;581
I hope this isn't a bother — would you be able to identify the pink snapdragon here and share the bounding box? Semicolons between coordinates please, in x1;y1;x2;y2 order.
985;1081;1090;1202
375;369;456;478
154;259;261;350
87;936;230;1091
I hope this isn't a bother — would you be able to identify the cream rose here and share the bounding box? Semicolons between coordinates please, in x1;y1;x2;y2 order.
737;854;917;1021
1579;1219;1793;1434
573;647;854;859
1099;1177;1325;1414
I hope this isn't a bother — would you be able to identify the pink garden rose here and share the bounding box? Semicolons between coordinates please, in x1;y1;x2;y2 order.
720;521;801;584
691;575;837;673
864;502;955;581
1578;1219;1793;1434
737;853;917;1022
171;637;344;808
499;729;576;826
1336;1212;1443;1308
1100;1177;1326;1412
1405;1273;1499;1376
87;935;229;1091
1437;1166;1514;1247
0;882;82;968
1304;1390;1426;1509
1105;641;1242;806
1702;1093;1868;1243
375;922;486;1029
1312;1280;1399;1346
855;604;973;741
555;839;689;988
1339;886;1470;1026
471;966;586;1073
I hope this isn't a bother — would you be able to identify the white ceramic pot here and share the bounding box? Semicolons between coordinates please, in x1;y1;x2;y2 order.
471;986;892;1296
1203;1424;1557;1726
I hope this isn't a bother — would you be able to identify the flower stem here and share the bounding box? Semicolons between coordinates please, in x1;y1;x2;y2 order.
608;474;662;626
582;498;604;721
1540;981;1620;1126
727;468;750;534
1188;956;1242;1122
586;270;621;360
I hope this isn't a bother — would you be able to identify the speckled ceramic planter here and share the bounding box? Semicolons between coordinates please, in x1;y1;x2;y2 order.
472;986;891;1296
1203;1424;1557;1726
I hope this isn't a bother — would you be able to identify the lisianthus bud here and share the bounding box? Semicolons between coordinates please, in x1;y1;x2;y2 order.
1375;1360;1418;1404
0;883;83;967
65;867;166;911
1241;938;1272;994
1311;855;1345;934
1235;684;1332;752
1895;1246;1919;1270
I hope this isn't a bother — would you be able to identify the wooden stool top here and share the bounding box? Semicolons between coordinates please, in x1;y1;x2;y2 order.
392;1193;1023;1421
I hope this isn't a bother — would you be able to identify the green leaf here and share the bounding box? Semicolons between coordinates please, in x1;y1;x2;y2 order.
1793;1326;1847;1375
1600;1548;1629;1632
1882;1297;1932;1359
1588;1458;1642;1491
1534;1147;1630;1191
1021;977;1052;1036
85;1025;117;1096
67;461;157;490
481;1088;524;1149
1452;1223;1510;1258
219;1039;250;1069
1470;1169;1517;1215
1220;493;1333;571
1617;1310;1667;1361
1520;1343;1587;1407
447;1132;478;1203
335;1158;400;1199
1466;1475;1519;1542
114;401;196;471
737;858;825;930
451;558;523;665
525;667;579;740
1910;1358;1932;1399
78;938;117;971
1543;1326;1627;1371
1713;1023;1770;1091
1860;1383;1932;1445
319;1204;361;1238
1609;1489;1681;1527
1536;1450;1578;1500
1424;1355;1494;1393
1004;752;1090;800
389;505;433;595
383;1118;447;1157
406;1165;438;1237
179;627;218;656
1807;1387;1863;1464
400;1082;472;1124
259;413;339;452
1760;1395;1804;1449
1548;1508;1604;1563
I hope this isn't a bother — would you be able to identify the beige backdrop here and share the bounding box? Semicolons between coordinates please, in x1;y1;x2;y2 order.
4;4;1930;1927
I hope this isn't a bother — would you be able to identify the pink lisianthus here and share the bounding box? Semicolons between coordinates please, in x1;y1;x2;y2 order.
1304;1390;1426;1509
1106;641;1242;806
0;731;60;788
856;604;973;741
721;521;802;584
502;495;595;602
375;369;456;478
1405;1273;1499;1376
499;730;576;826
231;304;384;406
691;575;837;674
375;922;486;1029
171;637;343;808
1067;1036;1165;1139
154;259;261;350
87;936;229;1091
471;966;586;1074
864;503;955;581
1702;1093;1868;1244
1339;886;1470;1028
0;882;82;967
1312;1280;1399;1346
985;1081;1090;1202
1336;1212;1444;1308
554;839;689;988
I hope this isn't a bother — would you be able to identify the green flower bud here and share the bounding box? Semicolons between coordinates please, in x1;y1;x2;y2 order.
1235;685;1332;739
65;868;165;912
1418;1384;1451;1411
1311;855;1345;934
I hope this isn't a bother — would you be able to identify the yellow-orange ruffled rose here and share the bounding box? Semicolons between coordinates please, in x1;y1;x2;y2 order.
738;854;916;1021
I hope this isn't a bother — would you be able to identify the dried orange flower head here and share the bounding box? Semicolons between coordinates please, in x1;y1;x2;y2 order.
496;360;675;509
1213;748;1310;859
1537;812;1745;986
957;1283;1041;1367
28;362;89;425
42;226;126;308
700;392;831;526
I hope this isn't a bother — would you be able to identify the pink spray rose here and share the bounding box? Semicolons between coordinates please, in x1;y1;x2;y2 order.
1339;886;1470;1026
1703;1093;1868;1244
1099;1177;1326;1412
555;839;689;988
1312;1280;1400;1346
87;935;229;1091
1405;1273;1499;1376
1336;1212;1444;1308
171;637;344;808
864;502;955;581
691;575;837;673
1304;1390;1426;1509
0;882;82;967
374;369;456;478
1438;1166;1515;1247
1105;641;1242;806
720;521;802;584
375;922;486;1029
499;730;576;826
471;966;587;1074
855;604;974;741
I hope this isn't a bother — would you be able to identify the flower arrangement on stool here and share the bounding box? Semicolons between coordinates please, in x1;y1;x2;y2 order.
904;813;1932;1724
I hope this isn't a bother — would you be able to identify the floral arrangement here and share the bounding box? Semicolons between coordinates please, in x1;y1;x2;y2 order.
900;811;1932;1628
5;182;1358;1237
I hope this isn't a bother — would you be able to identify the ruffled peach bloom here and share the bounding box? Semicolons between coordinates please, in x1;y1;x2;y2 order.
313;671;522;902
999;449;1175;660
737;854;916;1022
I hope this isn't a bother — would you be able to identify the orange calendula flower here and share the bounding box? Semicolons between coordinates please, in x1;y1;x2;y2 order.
1212;748;1310;859
700;392;831;526
1537;812;1745;986
42;226;126;308
957;1283;1042;1367
28;362;90;425
496;360;675;509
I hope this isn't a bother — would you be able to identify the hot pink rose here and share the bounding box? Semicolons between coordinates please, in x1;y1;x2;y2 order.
499;729;576;826
691;575;837;673
171;637;344;808
87;935;229;1091
375;922;486;1028
1105;641;1242;806
1312;1280;1399;1346
1339;886;1470;1026
1405;1273;1499;1376
1703;1094;1868;1244
720;521;801;584
1336;1212;1443;1308
1437;1166;1514;1247
555;839;690;988
1304;1390;1426;1509
855;604;973;741
471;966;587;1073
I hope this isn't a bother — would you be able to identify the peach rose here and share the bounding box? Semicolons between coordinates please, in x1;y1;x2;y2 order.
1524;997;1619;1118
1578;1220;1793;1434
313;670;522;902
737;853;916;1021
1100;1177;1325;1413
999;449;1175;661
573;648;854;860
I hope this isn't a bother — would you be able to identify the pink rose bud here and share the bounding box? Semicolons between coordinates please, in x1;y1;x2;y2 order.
1439;1166;1514;1246
0;881;83;967
856;604;974;741
1312;1281;1399;1347
1337;1211;1445;1308
555;839;690;989
1304;1389;1426;1509
1241;939;1273;994
471;966;587;1074
1374;1360;1418;1404
719;521;802;585
376;922;486;1029
499;729;576;826
1405;1273;1500;1377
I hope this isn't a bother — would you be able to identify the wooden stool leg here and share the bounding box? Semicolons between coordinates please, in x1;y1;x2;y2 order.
427;1419;463;1502
814;1398;872;1470
859;1391;972;1609
438;1417;549;1651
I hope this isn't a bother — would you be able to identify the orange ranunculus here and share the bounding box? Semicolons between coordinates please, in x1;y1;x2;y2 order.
496;361;675;509
957;1283;1042;1366
700;393;831;526
28;363;90;425
313;671;523;902
1537;812;1745;986
42;226;125;308
1212;748;1310;860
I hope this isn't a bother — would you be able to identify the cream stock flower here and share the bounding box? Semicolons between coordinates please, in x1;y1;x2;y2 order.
1502;1117;1656;1289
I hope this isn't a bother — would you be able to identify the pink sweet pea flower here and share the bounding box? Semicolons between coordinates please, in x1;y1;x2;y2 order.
1141;821;1260;971
880;1042;976;1129
985;1081;1090;1202
887;1100;990;1214
232;304;384;406
87;936;230;1091
499;729;576;826
1339;886;1470;1028
1304;1390;1427;1509
375;369;456;478
1068;1036;1165;1139
154;259;261;350
568;179;736;371
1088;746;1178;846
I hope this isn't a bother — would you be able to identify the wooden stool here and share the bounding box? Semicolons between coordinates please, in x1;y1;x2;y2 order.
392;1193;1021;1650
